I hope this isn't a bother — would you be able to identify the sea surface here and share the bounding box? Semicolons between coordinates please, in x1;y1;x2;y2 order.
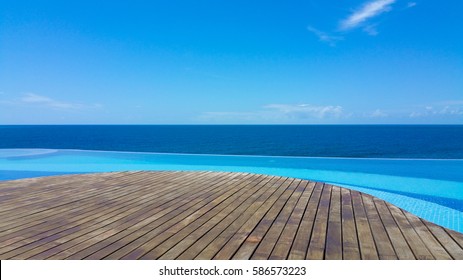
1;125;463;159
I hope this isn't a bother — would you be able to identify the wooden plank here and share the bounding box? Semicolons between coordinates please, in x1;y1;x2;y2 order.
0;172;138;220
250;180;305;260
351;191;379;260
373;199;414;260
387;203;434;260
151;176;287;260
0;172;158;250
340;188;360;260
213;181;313;260
445;228;463;250
102;173;261;260
104;174;263;260
306;184;332;260
5;172;220;259
0;171;170;236
0;171;178;250
361;194;397;260
0;173;113;203
79;173;251;260
324;185;342;260
13;172;229;260
231;179;299;260
268;181;313;260
179;177;292;260
0;172;123;197
118;174;271;260
57;172;251;260
1;171;463;260
287;182;321;260
403;211;452;260
424;221;463;260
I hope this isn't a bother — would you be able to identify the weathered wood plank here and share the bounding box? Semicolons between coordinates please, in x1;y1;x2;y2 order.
114;177;276;259
162;178;294;259
306;183;332;260
340;188;360;260
0;172;178;250
214;181;311;260
128;174;272;260
74;172;256;260
173;176;282;260
1;171;462;260
403;211;452;260
0;172;170;236
268;181;313;260
351;191;379;260
250;180;305;260
424;221;463;260
5;172;219;259
231;179;298;260
361;194;396;260
193;177;293;260
373;199;414;260
445;228;463;251
325;186;342;260
387;203;434;260
39;172;234;260
287;182;321;260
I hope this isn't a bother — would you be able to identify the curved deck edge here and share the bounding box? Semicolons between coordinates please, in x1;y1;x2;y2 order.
0;171;462;260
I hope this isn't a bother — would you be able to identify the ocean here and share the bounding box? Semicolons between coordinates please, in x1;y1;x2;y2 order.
1;125;462;159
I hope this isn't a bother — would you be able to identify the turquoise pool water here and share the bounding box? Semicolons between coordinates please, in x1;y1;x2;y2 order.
1;148;463;233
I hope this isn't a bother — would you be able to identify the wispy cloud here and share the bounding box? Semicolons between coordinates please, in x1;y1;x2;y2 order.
308;0;400;45
409;102;463;118
200;100;463;123
199;111;265;122
265;104;344;119
363;24;379;36
200;103;346;123
407;2;417;8
307;26;343;46
340;0;396;31
4;93;103;110
370;109;388;118
20;93;83;109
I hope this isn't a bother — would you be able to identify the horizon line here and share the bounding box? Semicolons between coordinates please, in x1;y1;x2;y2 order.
1;124;462;126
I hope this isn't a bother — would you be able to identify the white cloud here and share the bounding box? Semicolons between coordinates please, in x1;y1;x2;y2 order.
21;93;77;109
407;2;417;8
307;26;343;46
265;104;344;119
439;106;463;116
200;111;262;121
340;0;396;30
199;103;346;123
19;93;101;110
370;109;388;118
409;103;463;118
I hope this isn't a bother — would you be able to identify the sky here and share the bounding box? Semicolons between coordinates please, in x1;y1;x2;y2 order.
0;0;462;124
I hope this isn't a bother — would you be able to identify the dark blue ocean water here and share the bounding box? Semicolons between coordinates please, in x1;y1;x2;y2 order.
1;125;463;159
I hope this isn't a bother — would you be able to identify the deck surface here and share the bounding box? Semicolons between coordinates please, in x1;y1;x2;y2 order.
1;171;462;260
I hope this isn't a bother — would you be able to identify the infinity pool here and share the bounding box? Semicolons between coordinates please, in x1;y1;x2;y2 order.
1;149;463;233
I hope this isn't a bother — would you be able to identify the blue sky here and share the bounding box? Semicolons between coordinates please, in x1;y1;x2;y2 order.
0;0;462;124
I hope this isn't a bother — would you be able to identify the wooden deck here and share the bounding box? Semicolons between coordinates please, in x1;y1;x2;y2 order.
1;171;462;260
